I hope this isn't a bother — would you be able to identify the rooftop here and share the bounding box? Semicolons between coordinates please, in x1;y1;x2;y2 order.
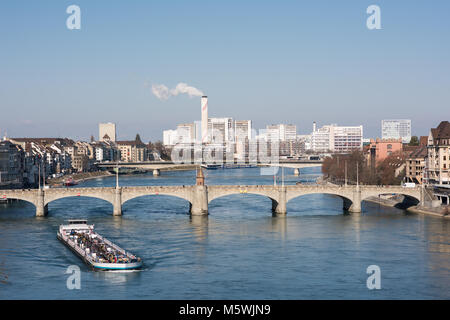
431;121;450;140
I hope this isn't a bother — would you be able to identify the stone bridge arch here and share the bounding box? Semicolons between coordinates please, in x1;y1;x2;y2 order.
360;187;421;202
360;187;422;209
43;188;116;207
285;187;358;212
120;186;193;205
120;186;198;215
0;190;38;208
208;186;279;203
207;186;284;214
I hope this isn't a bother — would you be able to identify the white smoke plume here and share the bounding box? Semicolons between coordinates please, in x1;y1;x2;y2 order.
170;83;204;97
151;84;170;101
151;82;203;101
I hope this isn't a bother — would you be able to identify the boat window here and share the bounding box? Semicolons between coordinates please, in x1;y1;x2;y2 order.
69;220;87;225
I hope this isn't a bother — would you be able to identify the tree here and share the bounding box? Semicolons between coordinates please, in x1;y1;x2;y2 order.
322;151;369;184
409;136;419;146
375;151;406;185
153;141;171;160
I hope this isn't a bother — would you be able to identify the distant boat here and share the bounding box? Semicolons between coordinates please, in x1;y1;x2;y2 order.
64;178;78;187
223;164;257;169
201;164;223;170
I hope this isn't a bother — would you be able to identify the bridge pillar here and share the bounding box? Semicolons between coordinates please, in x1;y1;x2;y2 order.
420;187;425;206
113;188;122;216
153;169;160;176
271;199;278;211
293;168;300;176
190;185;208;216
343;198;353;211
36;189;48;217
348;188;361;213
273;187;287;216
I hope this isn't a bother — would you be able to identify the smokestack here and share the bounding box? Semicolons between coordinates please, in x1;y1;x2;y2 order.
201;96;208;143
313;121;316;133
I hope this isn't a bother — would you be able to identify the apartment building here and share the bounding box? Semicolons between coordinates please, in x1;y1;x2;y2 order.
117;136;148;162
426;121;450;185
310;123;363;153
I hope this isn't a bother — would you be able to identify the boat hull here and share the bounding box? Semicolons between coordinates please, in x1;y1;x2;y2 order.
91;261;143;270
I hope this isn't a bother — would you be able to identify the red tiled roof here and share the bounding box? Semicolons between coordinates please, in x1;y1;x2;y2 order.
431;121;450;139
116;140;146;147
408;145;427;159
10;138;75;145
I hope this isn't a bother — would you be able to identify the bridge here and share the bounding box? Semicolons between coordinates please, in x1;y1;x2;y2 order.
96;160;322;176
1;184;423;217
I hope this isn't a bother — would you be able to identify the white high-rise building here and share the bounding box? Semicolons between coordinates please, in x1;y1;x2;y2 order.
311;125;332;152
235;120;252;142
381;119;411;143
265;124;297;141
208;117;234;144
99;123;116;142
284;124;297;141
163;129;178;146
163;123;196;146
310;123;363;153
176;123;196;144
333;125;363;153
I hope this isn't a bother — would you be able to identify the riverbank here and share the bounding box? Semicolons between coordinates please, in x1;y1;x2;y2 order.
47;171;113;185
365;196;449;219
160;165;197;172
407;205;449;218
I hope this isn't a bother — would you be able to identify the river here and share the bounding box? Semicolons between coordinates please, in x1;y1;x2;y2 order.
0;167;449;299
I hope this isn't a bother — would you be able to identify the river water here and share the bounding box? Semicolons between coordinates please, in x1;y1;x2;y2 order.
0;167;449;299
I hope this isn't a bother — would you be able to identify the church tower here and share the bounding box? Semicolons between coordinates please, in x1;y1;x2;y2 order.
196;167;205;186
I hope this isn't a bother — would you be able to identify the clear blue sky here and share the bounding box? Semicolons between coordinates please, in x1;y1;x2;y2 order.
0;1;449;141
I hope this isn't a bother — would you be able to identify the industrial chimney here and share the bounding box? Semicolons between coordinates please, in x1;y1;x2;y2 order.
313;121;317;133
201;96;208;143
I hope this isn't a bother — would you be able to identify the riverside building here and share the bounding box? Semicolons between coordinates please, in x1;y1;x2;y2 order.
426;121;450;185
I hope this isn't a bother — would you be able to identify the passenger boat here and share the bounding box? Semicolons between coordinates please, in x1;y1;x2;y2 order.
201;164;223;170
57;220;143;271
223;164;257;169
64;178;78;187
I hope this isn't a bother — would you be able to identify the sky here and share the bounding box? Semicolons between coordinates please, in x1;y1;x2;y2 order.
0;0;449;142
